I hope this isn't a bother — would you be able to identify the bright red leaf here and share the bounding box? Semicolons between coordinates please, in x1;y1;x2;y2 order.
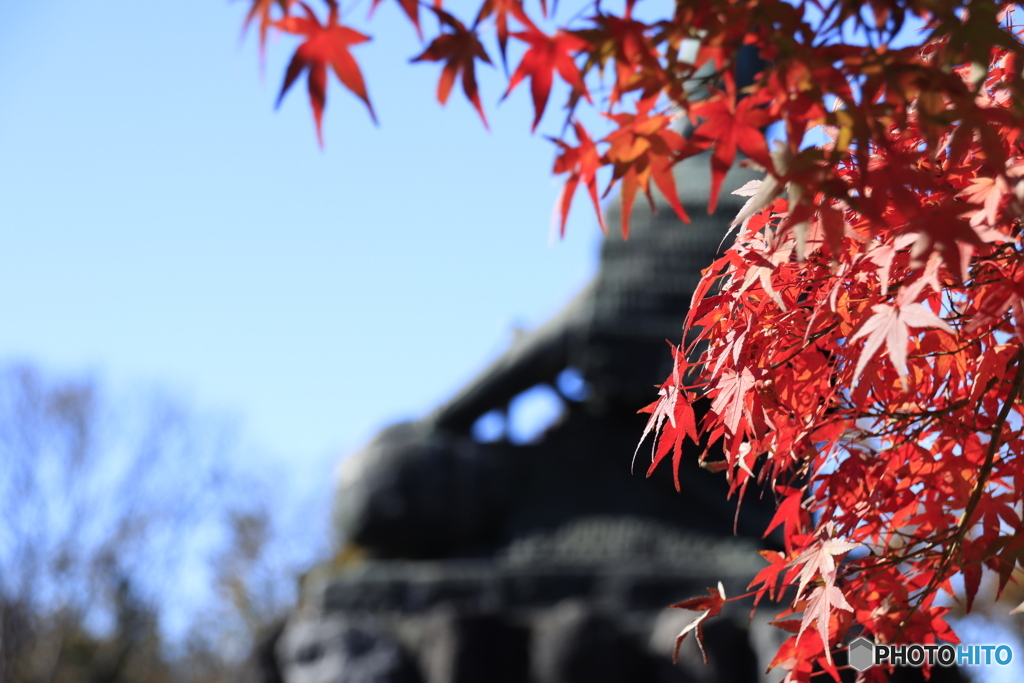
799;585;853;664
849;287;955;389
503;27;590;132
411;8;493;129
688;88;775;213
551;120;606;235
669;582;726;664
602;98;691;238
959;175;1011;228
275;0;376;147
243;0;292;58
474;0;536;66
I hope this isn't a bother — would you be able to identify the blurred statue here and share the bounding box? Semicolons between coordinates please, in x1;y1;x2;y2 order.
255;149;788;683
333;151;774;561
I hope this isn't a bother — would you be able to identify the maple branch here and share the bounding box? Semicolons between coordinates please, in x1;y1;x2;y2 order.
906;337;983;359
767;321;841;371
895;344;1024;639
858;399;970;421
952;351;1024;533
851;528;961;578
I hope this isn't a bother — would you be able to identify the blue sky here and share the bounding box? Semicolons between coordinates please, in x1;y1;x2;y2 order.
0;1;603;521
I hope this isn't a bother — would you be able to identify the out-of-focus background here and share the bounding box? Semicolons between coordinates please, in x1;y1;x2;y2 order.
4;4;1024;683
0;1;601;679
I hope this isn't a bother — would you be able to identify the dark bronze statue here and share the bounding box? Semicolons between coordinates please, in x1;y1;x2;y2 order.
332;151;775;562
245;151;791;683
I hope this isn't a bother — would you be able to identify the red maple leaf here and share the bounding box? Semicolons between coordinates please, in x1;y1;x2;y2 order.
474;0;537;67
710;366;756;435
763;488;809;549
789;526;860;600
863;232;918;296
958;175;1010;228
849;287;955;389
551;120;606;236
749;549;791;605
603;97;691;238
798;585;853;664
736;223;794;311
669;582;727;664
634;353;690;464
906;202;985;279
411;9;493;129
786;525;858;664
243;0;292;58
275;0;376;147
635;349;699;490
688;88;775;213
965;260;1024;341
503;28;590;132
767;633;816;677
576;12;663;104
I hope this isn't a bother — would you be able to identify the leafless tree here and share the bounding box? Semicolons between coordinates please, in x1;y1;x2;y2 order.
0;362;310;683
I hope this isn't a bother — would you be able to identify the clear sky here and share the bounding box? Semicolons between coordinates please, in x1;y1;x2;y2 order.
0;1;604;525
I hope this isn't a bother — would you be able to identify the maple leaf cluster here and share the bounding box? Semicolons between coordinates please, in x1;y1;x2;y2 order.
641;11;1024;681
241;0;1024;679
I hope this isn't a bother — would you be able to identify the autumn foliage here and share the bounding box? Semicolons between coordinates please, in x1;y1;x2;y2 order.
241;0;1024;679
